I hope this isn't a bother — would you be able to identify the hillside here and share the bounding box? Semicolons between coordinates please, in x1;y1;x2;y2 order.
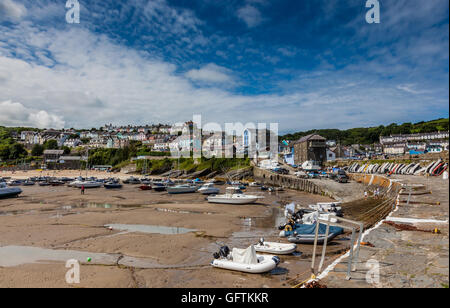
280;118;449;146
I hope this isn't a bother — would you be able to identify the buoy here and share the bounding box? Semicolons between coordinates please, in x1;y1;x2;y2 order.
87;257;92;262
433;228;440;234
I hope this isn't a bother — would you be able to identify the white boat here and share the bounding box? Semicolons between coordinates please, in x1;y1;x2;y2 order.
211;245;279;274
0;182;22;198
197;183;220;195
207;187;263;204
166;184;198;194
254;239;297;255
301;160;321;171
249;182;261;187
69;180;102;188
309;202;342;212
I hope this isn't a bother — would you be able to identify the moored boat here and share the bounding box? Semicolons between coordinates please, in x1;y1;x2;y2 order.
166;184;198;194
211;245;279;274
207;187;263;204
254;238;297;255
0;182;22;198
197;183;220;195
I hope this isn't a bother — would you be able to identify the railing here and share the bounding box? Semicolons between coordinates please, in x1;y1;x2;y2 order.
311;216;364;281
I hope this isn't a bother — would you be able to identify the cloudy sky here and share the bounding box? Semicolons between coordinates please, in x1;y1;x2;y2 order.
0;0;448;133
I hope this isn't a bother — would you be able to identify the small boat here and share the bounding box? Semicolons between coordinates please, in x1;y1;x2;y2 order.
166;184;198;194
207;187;263;204
7;180;22;186
152;185;166;192
249;182;261;187
210;179;225;185
281;223;343;245
254;238;297;255
38;182;51;186
70;180;102;188
49;180;65;186
211;245;279;274
104;182;123;189
193;178;205;185
140;184;152;191
22;180;36;186
123;177;141;184
0;182;22;198
197;183;220;195
288;233;339;245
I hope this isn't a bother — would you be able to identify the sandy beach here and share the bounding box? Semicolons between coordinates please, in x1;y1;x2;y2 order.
0;169;356;288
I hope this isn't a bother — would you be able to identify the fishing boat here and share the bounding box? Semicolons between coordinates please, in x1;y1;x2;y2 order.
211;245;279;274
254;238;297;255
197;183;220;195
207;187;263;204
166;184;198;194
0;182;22;198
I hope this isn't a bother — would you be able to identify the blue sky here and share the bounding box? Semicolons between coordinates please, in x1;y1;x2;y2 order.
0;0;448;133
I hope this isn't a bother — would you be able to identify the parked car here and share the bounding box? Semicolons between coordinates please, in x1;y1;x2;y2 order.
273;168;289;175
336;171;349;183
307;171;320;178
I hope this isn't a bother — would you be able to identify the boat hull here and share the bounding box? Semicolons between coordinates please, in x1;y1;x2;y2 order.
0;188;22;199
254;242;297;255
211;255;277;274
207;195;259;204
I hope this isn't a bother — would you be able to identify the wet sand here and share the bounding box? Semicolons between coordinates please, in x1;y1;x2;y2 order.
1;171;351;288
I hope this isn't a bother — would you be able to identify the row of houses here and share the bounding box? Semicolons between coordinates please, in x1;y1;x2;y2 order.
280;130;450;167
380;131;449;155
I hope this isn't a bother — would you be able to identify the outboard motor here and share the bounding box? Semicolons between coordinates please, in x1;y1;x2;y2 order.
213;245;230;259
272;256;281;265
258;238;265;245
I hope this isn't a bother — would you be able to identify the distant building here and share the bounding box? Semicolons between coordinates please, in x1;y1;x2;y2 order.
293;134;327;166
326;149;336;162
383;143;407;155
43;150;65;169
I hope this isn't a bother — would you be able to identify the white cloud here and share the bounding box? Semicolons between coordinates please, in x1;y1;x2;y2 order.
185;63;234;84
0;100;65;128
0;0;27;22
396;84;425;95
237;5;264;28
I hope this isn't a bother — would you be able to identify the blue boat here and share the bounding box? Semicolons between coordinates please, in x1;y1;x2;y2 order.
281;223;343;245
0;182;22;198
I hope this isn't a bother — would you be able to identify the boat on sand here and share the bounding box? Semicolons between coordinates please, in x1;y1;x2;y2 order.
211;245;279;274
207;187;263;204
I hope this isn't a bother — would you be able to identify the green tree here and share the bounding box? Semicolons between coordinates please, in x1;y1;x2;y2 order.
44;139;58;150
31;144;45;156
9;143;27;159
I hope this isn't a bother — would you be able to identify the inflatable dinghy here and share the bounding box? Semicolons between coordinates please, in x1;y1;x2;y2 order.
211;245;280;274
281;223;343;244
254;238;297;255
288;232;339;244
0;182;22;199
